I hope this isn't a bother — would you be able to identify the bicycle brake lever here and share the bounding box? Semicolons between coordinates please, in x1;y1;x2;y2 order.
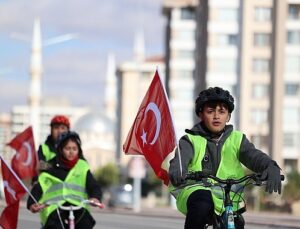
253;174;267;186
254;180;263;186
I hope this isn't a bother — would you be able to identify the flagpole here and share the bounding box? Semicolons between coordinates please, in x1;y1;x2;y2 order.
0;156;39;203
156;67;183;176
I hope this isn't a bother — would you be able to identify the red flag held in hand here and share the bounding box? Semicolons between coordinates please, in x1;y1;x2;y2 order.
7;126;38;179
0;157;27;229
0;202;20;229
123;70;177;185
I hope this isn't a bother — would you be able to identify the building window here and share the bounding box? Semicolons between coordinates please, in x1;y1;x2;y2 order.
252;58;270;73
251;109;268;124
254;7;272;21
285;83;299;96
284;133;298;147
252;84;269;98
210;58;237;73
176;29;195;41
217;8;238;21
287;30;300;45
285;55;300;73
288;4;300;19
176;70;193;79
217;34;238;46
181;7;195;20
284;108;299;124
176;50;194;59
254;33;271;46
251;134;268;149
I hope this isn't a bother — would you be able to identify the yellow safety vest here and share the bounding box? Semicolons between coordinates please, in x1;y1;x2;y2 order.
41;144;56;161
170;130;245;215
38;159;90;226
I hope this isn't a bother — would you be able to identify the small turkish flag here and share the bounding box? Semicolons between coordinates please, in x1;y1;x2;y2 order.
123;70;177;185
7;126;38;179
0;157;27;229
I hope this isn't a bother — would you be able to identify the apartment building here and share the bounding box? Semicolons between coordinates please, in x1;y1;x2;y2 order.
10;104;89;146
163;0;300;172
163;0;198;138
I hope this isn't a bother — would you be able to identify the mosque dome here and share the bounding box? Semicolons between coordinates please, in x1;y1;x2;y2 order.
73;111;116;170
73;111;115;134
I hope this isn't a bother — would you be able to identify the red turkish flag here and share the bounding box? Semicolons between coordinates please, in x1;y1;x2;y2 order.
7;126;38;179
0;202;20;229
0;157;27;229
123;70;177;185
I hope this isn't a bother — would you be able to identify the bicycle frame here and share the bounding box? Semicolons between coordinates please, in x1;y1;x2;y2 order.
58;204;83;229
186;172;284;229
222;182;235;229
45;199;104;229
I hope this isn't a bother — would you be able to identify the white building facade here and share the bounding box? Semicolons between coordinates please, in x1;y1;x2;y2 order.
163;0;300;173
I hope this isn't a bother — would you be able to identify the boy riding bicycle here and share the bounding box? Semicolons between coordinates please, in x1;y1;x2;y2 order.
27;131;102;229
168;87;282;229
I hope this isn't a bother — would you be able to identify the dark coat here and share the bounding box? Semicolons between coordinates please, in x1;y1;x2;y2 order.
37;135;57;161
27;157;102;229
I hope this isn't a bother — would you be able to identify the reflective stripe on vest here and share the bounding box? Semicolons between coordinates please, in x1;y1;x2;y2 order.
38;159;89;225
173;131;244;215
41;144;56;161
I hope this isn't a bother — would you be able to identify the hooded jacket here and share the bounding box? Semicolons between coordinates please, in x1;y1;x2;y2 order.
169;122;274;179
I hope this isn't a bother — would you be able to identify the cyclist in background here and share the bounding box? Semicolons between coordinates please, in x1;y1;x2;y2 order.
27;131;102;229
39;115;70;162
168;87;282;229
31;115;70;184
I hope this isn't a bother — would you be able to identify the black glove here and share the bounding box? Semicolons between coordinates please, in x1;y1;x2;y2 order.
261;162;282;194
169;170;186;187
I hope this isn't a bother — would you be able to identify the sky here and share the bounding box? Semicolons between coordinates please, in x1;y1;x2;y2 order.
0;0;165;113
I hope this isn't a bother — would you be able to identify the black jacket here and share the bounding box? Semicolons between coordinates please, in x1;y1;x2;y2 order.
27;157;102;229
37;135;57;161
31;135;57;185
169;122;275;177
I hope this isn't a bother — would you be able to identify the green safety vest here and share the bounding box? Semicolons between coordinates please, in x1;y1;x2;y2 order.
170;130;245;215
41;144;56;161
38;159;90;226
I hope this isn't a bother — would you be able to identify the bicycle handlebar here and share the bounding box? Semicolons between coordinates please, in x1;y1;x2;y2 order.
45;199;105;210
185;171;285;185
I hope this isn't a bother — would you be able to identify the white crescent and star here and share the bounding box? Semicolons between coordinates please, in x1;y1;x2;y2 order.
15;141;32;166
140;102;161;146
3;180;17;200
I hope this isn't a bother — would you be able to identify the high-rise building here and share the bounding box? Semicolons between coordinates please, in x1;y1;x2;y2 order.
163;0;198;138
163;0;300;172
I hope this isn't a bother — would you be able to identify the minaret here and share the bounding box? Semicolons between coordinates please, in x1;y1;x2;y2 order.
29;18;42;146
104;53;117;121
133;28;145;62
